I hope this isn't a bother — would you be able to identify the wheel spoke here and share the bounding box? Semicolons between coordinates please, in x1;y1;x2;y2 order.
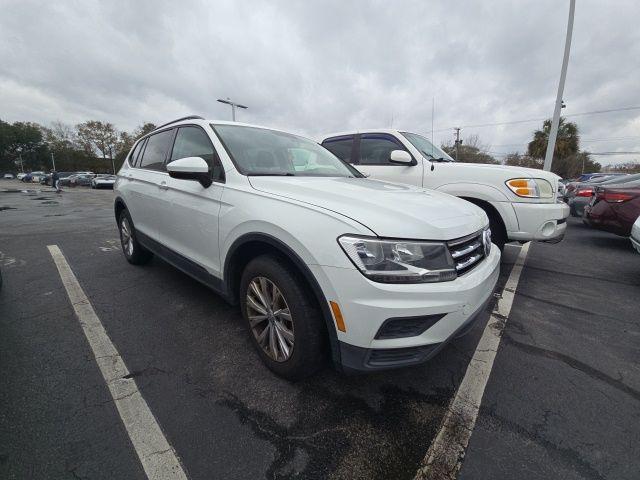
259;277;273;307
255;323;270;347
248;314;268;327
268;322;278;360
273;308;291;322
274;320;294;343
247;294;267;316
250;280;270;312
273;325;290;358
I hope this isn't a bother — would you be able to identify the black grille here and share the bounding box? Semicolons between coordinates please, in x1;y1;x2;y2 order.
447;230;486;275
375;314;446;339
367;344;439;367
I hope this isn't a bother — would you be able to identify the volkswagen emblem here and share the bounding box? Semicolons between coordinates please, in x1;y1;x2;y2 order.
483;228;492;256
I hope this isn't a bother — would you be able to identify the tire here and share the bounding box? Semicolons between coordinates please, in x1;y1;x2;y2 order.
239;254;326;381
117;210;153;265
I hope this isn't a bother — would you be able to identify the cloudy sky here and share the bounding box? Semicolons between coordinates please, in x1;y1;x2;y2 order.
1;0;639;165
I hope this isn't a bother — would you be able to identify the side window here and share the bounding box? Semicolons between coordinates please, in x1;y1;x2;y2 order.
129;138;146;167
359;134;408;165
139;130;174;171
322;136;354;163
171;126;225;182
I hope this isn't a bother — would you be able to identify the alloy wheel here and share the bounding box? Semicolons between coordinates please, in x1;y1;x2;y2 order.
120;217;134;257
246;276;294;362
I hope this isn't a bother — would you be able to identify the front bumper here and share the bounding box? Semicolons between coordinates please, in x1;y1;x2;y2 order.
310;245;501;372
508;201;569;243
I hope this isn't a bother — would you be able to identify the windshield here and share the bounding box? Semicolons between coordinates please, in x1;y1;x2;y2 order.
212;124;362;177
400;132;454;162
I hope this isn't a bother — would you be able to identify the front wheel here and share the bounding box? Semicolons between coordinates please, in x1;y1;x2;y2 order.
239;255;326;381
118;210;153;265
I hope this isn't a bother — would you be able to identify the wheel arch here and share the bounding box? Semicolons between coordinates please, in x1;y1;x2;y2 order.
114;196;127;223
460;197;508;241
224;233;341;368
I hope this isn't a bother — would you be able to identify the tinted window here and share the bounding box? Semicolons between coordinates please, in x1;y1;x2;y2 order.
171;126;224;182
322;136;354;163
359;134;406;165
129;140;143;167
139;130;173;170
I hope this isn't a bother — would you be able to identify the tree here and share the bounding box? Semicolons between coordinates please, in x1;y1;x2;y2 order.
504;153;543;169
526;117;597;177
76;120;120;173
441;134;499;164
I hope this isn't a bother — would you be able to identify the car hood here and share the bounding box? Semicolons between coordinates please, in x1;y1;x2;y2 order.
452;162;561;183
248;176;487;240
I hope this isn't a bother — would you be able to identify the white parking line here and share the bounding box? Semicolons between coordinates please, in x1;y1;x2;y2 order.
415;242;531;480
47;245;188;480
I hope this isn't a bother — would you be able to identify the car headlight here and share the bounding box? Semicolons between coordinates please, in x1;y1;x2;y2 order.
505;178;554;198
338;235;457;283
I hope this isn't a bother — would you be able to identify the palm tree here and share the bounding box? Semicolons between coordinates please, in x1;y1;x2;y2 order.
528;117;579;160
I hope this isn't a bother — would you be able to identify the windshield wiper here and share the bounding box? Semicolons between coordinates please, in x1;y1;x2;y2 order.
248;172;295;176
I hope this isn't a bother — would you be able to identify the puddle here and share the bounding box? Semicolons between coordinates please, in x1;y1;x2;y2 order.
0;206;16;211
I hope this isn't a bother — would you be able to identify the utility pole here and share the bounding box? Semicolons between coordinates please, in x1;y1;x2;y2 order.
543;0;575;171
454;127;462;161
108;146;115;174
50;152;56;171
217;97;248;121
19;153;24;173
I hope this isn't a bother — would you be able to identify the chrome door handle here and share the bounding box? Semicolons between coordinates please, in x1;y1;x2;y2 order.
159;181;168;190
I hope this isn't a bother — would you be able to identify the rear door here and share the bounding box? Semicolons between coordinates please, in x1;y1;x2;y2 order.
353;133;423;186
164;125;225;277
126;128;175;242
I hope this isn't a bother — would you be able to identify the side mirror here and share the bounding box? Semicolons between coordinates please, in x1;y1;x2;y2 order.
167;157;212;188
389;150;416;166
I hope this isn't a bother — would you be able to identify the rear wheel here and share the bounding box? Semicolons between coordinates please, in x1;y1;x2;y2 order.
118;210;153;265
239;255;326;380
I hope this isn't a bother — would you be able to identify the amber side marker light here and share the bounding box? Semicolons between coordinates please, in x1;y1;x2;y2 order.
330;301;346;332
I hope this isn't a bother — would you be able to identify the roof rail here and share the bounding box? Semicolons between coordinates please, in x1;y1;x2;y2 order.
153;115;205;132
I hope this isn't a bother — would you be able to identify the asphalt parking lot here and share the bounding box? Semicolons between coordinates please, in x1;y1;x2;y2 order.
1;179;639;480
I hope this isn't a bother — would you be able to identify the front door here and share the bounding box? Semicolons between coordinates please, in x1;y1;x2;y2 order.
164;125;225;278
353;133;424;187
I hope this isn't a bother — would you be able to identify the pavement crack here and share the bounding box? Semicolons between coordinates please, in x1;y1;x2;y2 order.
503;334;640;403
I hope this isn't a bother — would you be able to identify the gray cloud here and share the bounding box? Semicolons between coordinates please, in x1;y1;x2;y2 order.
1;0;639;165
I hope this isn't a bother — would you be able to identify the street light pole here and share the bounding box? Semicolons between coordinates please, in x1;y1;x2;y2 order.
217;97;248;121
51;152;56;171
543;0;576;172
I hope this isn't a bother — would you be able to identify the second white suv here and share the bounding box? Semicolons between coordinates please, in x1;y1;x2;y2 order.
321;130;570;249
114;117;500;380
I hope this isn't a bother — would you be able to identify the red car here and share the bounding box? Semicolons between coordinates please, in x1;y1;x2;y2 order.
584;182;640;236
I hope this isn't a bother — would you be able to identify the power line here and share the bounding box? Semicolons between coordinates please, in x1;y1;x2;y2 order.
433;105;640;133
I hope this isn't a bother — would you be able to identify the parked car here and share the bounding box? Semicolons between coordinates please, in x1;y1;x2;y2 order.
631;216;640;254
70;173;95;187
3;173;15;179
40;171;72;186
16;172;27;180
91;174;116;189
115;117;500;379
21;173;33;182
564;173;628;198
29;171;46;183
583;182;640;236
567;174;636;217
320;129;568;249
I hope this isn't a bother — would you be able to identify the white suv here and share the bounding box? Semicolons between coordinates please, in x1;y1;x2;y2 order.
321;130;570;249
114;117;500;379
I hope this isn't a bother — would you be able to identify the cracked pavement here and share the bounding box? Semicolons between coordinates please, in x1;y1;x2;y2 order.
1;181;639;479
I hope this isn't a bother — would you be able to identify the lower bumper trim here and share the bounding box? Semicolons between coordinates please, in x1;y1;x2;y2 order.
339;293;494;373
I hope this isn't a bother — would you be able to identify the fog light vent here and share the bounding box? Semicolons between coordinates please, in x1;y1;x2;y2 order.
375;314;446;339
